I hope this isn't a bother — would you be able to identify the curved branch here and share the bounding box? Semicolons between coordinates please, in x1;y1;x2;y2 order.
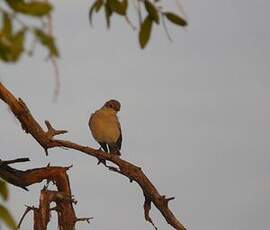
0;83;66;155
0;82;186;230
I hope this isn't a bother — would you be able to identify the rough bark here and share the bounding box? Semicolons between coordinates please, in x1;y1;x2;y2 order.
0;158;89;230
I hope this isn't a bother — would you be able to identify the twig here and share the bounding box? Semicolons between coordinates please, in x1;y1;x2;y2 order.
144;195;158;230
161;14;173;42
0;160;78;230
17;205;35;229
51;56;61;102
125;15;137;30
76;217;93;223
45;0;61;101
0;158;30;166
137;0;143;25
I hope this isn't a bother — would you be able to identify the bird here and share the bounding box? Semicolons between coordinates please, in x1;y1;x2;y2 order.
89;99;122;156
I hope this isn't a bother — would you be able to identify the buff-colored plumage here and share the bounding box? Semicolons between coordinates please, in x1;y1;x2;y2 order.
89;99;122;155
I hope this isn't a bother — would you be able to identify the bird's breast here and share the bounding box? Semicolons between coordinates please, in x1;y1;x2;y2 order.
89;110;120;144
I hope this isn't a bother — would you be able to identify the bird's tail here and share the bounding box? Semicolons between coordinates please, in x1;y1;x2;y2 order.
109;144;121;156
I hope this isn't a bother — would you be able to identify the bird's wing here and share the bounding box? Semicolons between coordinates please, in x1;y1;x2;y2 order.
88;113;94;129
116;119;122;150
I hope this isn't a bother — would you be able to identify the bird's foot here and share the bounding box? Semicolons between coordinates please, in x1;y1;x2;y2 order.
97;159;107;166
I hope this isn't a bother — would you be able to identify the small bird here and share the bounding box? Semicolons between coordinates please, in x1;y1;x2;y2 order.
89;99;122;156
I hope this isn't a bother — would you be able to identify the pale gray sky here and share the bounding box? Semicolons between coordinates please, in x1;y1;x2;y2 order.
1;0;270;229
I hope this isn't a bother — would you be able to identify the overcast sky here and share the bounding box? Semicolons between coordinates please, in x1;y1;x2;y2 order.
1;0;270;229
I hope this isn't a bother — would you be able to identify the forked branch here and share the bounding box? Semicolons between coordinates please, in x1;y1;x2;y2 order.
0;82;186;230
0;158;89;230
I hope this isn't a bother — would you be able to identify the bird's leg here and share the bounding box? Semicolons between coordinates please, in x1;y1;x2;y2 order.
98;142;108;153
97;158;107;166
97;142;108;165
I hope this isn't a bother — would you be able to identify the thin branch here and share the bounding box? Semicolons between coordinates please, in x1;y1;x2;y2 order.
45;0;61;101
161;14;173;42
0;83;66;155
76;217;93;223
17;205;35;229
0;82;186;230
45;120;67;138
0;158;30;166
137;0;143;25
125;15;137;30
50;56;61;102
144;195;158;230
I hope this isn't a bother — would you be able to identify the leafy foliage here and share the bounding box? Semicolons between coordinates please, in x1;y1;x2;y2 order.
4;0;52;17
34;29;59;57
144;0;159;24
108;0;128;16
164;12;187;27
89;0;187;49
0;0;58;63
0;180;17;230
0;180;9;201
139;15;153;49
0;205;17;230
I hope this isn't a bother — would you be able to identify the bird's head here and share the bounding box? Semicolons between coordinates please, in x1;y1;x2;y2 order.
104;99;121;112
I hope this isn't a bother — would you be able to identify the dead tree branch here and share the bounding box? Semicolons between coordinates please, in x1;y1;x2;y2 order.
0;82;186;230
0;158;30;165
0;158;89;230
18;205;34;229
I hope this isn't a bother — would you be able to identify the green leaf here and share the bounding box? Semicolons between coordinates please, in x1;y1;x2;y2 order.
10;29;25;60
139;15;153;49
144;0;159;24
2;13;12;36
0;181;9;201
5;0;52;17
108;0;127;15
0;204;17;230
89;1;96;25
0;42;10;62
89;0;103;25
164;12;187;27
122;0;128;13
0;29;25;62
95;0;104;12
104;1;113;28
34;29;59;57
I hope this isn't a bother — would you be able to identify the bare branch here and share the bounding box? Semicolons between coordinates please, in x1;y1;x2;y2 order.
161;14;173;42
0;83;64;153
0;158;30;166
0;82;186;230
0;159;78;230
76;217;93;223
144;195;158;230
45;120;68;138
18;205;35;229
125;15;137;30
